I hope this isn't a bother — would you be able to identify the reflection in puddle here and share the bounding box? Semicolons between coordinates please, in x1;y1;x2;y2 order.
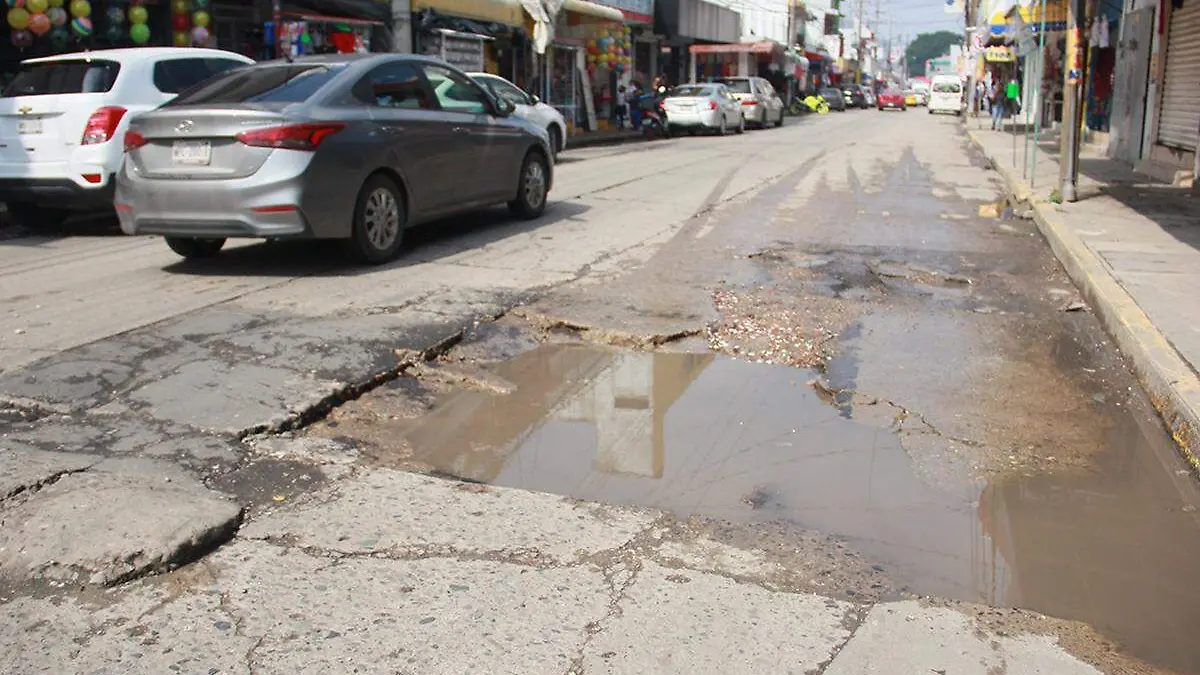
403;345;1200;672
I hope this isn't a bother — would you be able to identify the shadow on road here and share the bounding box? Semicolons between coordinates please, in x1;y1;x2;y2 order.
0;213;123;244
159;199;592;278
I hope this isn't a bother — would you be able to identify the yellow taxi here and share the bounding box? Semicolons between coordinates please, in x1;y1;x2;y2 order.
903;90;919;107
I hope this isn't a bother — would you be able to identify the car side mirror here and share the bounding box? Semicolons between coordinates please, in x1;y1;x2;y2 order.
493;96;516;117
530;94;540;104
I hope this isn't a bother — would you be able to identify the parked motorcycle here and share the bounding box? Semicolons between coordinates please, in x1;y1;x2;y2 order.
803;94;830;115
640;87;670;140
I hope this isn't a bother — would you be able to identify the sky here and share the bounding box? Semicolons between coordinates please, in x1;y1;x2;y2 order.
870;0;968;50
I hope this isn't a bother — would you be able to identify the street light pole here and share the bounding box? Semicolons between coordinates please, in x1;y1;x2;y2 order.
1059;0;1088;201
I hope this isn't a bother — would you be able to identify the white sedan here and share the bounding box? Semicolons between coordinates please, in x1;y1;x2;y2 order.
662;83;745;136
470;72;568;158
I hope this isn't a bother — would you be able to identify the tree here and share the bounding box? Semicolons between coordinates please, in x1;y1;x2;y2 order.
905;31;961;77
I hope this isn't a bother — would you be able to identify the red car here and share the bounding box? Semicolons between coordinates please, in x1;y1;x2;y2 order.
877;89;907;111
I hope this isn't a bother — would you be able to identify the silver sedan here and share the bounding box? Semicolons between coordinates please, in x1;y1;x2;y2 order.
115;54;554;264
662;83;745;136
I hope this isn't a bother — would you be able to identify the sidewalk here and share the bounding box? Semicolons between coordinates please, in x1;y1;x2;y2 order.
968;126;1200;467
568;127;644;150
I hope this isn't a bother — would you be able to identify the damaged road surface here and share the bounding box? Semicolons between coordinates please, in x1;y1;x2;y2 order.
2;113;1199;674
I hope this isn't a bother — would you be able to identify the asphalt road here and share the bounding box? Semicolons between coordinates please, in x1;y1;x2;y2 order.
2;110;1198;675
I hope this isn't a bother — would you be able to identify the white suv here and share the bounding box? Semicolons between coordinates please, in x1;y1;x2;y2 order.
0;47;254;229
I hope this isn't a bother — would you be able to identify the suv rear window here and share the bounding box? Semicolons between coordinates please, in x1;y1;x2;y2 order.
165;64;344;106
154;58;248;94
1;59;120;97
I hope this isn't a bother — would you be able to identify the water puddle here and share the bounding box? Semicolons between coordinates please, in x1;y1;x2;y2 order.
397;344;1200;672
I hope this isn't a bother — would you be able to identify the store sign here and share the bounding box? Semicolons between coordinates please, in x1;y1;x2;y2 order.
425;32;486;72
984;46;1015;62
595;0;653;22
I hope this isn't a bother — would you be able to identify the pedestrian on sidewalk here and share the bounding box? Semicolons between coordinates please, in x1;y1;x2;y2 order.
614;85;628;129
989;81;1005;130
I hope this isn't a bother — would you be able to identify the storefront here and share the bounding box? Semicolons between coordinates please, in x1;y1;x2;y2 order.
272;0;395;55
687;40;785;84
1156;0;1200;156
654;0;739;86
412;0;528;80
544;0;625;131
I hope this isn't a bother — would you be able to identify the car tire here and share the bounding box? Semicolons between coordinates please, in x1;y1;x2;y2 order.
547;125;562;160
736;115;745;134
165;236;226;259
5;202;67;230
715;115;727;136
508;150;550;220
346;173;406;265
776;109;784;127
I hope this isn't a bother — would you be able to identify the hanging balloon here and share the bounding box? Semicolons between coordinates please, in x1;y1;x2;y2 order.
49;25;67;46
190;24;207;45
104;23;120;42
27;0;47;12
67;0;87;18
11;28;32;47
27;10;49;33
7;7;28;28
48;0;63;5
129;20;149;43
191;9;208;27
47;5;64;25
69;14;89;35
172;29;189;47
6;0;25;7
105;6;122;24
170;0;188;14
193;0;208;8
127;5;145;23
171;12;187;31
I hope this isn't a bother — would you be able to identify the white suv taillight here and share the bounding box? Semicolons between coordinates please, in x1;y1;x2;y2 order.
81;106;127;145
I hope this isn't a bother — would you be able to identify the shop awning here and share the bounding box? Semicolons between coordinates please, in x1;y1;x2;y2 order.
412;0;524;27
562;0;626;21
280;11;383;26
786;47;810;74
689;40;779;55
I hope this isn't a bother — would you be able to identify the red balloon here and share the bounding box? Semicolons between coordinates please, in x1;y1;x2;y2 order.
171;12;190;31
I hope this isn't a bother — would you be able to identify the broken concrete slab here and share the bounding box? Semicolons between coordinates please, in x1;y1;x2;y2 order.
241;468;657;565
216;539;611;675
0;461;242;586
0;444;99;500
822;600;1103;675
581;561;855;674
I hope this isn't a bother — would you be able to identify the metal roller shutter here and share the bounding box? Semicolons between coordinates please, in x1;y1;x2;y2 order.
1158;0;1200;150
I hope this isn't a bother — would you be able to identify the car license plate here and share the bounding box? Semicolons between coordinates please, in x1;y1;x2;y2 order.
172;140;211;166
17;119;42;135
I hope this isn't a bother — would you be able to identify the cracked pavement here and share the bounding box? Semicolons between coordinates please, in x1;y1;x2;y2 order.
1;113;1197;674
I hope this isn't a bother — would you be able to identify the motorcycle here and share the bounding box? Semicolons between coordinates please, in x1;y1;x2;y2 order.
803;94;830;115
640;86;670;140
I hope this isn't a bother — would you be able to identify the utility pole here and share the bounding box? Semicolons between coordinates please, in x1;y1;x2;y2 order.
872;0;880;85
856;0;865;84
1058;0;1092;201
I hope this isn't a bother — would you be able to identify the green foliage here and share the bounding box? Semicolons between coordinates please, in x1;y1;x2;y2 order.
905;31;962;77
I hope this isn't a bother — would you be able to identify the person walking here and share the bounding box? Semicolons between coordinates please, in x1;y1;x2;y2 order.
990;81;1005;130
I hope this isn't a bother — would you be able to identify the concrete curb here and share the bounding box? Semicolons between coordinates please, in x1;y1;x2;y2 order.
567;131;645;150
966;128;1200;470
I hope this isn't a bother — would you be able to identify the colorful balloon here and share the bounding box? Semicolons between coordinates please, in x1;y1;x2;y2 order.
46;5;64;24
170;0;188;14
67;0;86;17
48;0;62;5
190;24;208;44
171;12;188;31
127;4;145;23
105;5;121;23
26;0;46;11
172;29;188;47
7;0;25;7
49;25;67;46
193;0;209;7
191;9;208;27
6;7;27;28
69;14;90;35
27;10;49;33
11;27;31;46
129;20;149;43
104;23;120;42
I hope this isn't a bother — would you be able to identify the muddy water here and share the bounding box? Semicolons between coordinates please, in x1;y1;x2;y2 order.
401;344;1200;672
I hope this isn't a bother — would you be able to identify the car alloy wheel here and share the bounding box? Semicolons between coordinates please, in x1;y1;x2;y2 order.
509;151;549;220
348;174;406;264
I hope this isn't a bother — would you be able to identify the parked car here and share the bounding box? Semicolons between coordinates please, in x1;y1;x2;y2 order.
0;47;255;229
820;87;847;112
469;72;567;158
877;89;908;111
841;85;868;109
115;54;554;264
662;83;744;135
903;90;919;107
714;76;784;128
927;74;964;115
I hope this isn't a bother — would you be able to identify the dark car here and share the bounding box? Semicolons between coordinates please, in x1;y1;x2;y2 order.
841;85;868;109
821;87;847;112
877;89;907;111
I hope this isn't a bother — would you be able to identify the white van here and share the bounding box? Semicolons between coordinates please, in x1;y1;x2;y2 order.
928;75;964;115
